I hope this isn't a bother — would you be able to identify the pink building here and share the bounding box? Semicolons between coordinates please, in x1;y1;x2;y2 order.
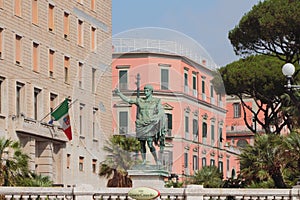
111;38;240;181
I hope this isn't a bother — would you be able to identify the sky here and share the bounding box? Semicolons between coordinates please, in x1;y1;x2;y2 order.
112;0;261;67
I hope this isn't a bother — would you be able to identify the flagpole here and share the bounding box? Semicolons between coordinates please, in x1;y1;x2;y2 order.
39;97;77;122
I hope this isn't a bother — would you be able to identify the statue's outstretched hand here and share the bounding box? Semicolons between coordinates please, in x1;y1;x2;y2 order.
114;88;120;95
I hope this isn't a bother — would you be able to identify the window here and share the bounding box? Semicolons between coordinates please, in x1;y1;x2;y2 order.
211;123;215;144
161;68;169;90
210;159;215;166
32;0;38;24
184;72;188;93
15;34;22;65
14;0;22;17
202;122;207;138
63;12;69;39
16;82;25;115
119;111;128;134
226;158;230;171
119;70;128;90
77;20;83;46
79;156;84;171
78;62;83;88
233;103;241;118
50;93;57;113
193;119;198;140
32;42;39;72
202;80;205;93
218;161;223;174
185;116;189;139
93;108;98;138
33;88;41;120
202;157;206;167
0;28;3;58
91;26;96;51
0;77;4;113
79;104;84;136
91;0;96;11
48;4;54;31
166;113;172;135
219;127;223;143
67;154;71;169
64;56;70;83
193;155;198;171
92;68;96;93
210;85;214;98
48;49;54;77
184;152;188;168
92;159;97;173
192;74;197;96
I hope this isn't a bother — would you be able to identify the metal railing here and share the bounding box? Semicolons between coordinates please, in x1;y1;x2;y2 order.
0;185;299;200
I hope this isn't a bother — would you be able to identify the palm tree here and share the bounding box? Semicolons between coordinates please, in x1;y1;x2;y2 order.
191;166;223;188
99;135;141;187
239;134;287;188
0;137;31;186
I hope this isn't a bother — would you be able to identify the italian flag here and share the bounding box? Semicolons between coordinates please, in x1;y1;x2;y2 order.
51;99;72;140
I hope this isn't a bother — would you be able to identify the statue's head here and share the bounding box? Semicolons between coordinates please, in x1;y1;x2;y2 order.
144;84;154;93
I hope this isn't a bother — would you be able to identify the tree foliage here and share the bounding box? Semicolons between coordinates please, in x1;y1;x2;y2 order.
99;135;141;187
191;166;223;188
216;54;293;133
229;0;300;63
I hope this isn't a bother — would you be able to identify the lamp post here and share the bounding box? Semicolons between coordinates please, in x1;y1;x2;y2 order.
282;63;300;90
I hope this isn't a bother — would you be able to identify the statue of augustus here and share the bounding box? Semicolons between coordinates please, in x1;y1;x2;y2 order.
115;84;166;165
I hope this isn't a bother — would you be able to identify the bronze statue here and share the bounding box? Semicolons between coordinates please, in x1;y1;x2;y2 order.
115;84;166;165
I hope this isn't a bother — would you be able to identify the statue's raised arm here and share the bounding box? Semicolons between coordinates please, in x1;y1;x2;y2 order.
114;88;136;104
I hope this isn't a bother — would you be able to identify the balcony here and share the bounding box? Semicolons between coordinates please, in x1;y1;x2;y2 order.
14;115;68;142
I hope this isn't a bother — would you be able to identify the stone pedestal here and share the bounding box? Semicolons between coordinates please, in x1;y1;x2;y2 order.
128;166;169;188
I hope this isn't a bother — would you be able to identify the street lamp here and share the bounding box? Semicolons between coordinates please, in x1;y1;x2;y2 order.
282;63;300;90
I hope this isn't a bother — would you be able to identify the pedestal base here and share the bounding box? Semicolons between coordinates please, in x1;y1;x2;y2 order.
128;168;169;188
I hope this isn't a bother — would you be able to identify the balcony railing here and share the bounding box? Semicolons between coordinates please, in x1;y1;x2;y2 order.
0;185;299;200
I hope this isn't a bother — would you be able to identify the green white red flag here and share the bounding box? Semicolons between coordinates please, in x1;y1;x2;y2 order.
51;99;72;140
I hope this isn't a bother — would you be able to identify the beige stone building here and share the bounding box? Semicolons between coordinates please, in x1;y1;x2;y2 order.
0;0;112;188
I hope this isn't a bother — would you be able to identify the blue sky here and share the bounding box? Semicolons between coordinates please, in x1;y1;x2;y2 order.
112;0;261;67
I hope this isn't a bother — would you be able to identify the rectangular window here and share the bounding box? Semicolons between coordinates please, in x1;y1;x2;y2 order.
202;157;206;167
14;0;22;17
64;56;70;83
0;77;4;113
193;155;198;171
119;111;128;134
93;108;98;138
67;154;71;169
48;4;54;31
185;116;189;139
219;127;223;143
184;72;188;92
210;159;215;166
210;85;214;98
227;158;230;171
166;113;172;132
218;161;223;174
63;12;69;39
211;124;215;143
32;0;38;24
79;104;84;136
79;156;84;171
161;68;169;90
184;152;188;168
202;80;205;93
16;82;24;115
15;34;22;65
49;49;54;77
0;28;3;58
233;103;241;118
91;26;96;51
50;93;57;113
202;122;207;138
119;70;128;90
192;74;197;97
193;119;198;140
91;0;96;11
92;159;97;173
33;88;41;120
92;68;96;93
32;42;39;72
77;20;83;46
78;62;83;88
